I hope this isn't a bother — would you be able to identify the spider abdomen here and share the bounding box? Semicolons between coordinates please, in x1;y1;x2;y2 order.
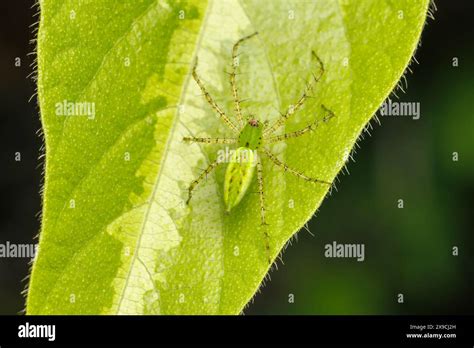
223;147;256;212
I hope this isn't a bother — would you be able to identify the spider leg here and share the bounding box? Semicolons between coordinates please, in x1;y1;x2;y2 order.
230;32;258;127
256;155;272;264
262;148;331;185
192;57;239;134
264;51;325;136
183;136;237;144
263;105;334;144
186;159;222;205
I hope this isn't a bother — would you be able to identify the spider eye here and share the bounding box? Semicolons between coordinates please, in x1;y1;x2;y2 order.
248;119;259;127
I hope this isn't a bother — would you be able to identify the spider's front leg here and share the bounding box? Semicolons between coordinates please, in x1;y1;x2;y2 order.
264;51;325;136
230;32;258;127
192;57;239;134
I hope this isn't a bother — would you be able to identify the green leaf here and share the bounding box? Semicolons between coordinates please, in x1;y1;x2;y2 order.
27;0;430;314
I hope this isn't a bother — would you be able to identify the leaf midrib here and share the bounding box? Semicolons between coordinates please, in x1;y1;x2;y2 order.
115;0;213;314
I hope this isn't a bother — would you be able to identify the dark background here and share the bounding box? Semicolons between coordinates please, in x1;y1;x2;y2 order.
0;1;472;315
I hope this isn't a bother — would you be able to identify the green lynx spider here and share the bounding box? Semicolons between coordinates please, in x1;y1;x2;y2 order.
184;32;334;260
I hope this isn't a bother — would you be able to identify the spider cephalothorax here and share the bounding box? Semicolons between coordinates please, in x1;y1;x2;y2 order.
182;32;334;263
238;119;263;150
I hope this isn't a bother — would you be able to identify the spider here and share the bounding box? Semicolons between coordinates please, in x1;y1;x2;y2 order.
183;32;334;262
